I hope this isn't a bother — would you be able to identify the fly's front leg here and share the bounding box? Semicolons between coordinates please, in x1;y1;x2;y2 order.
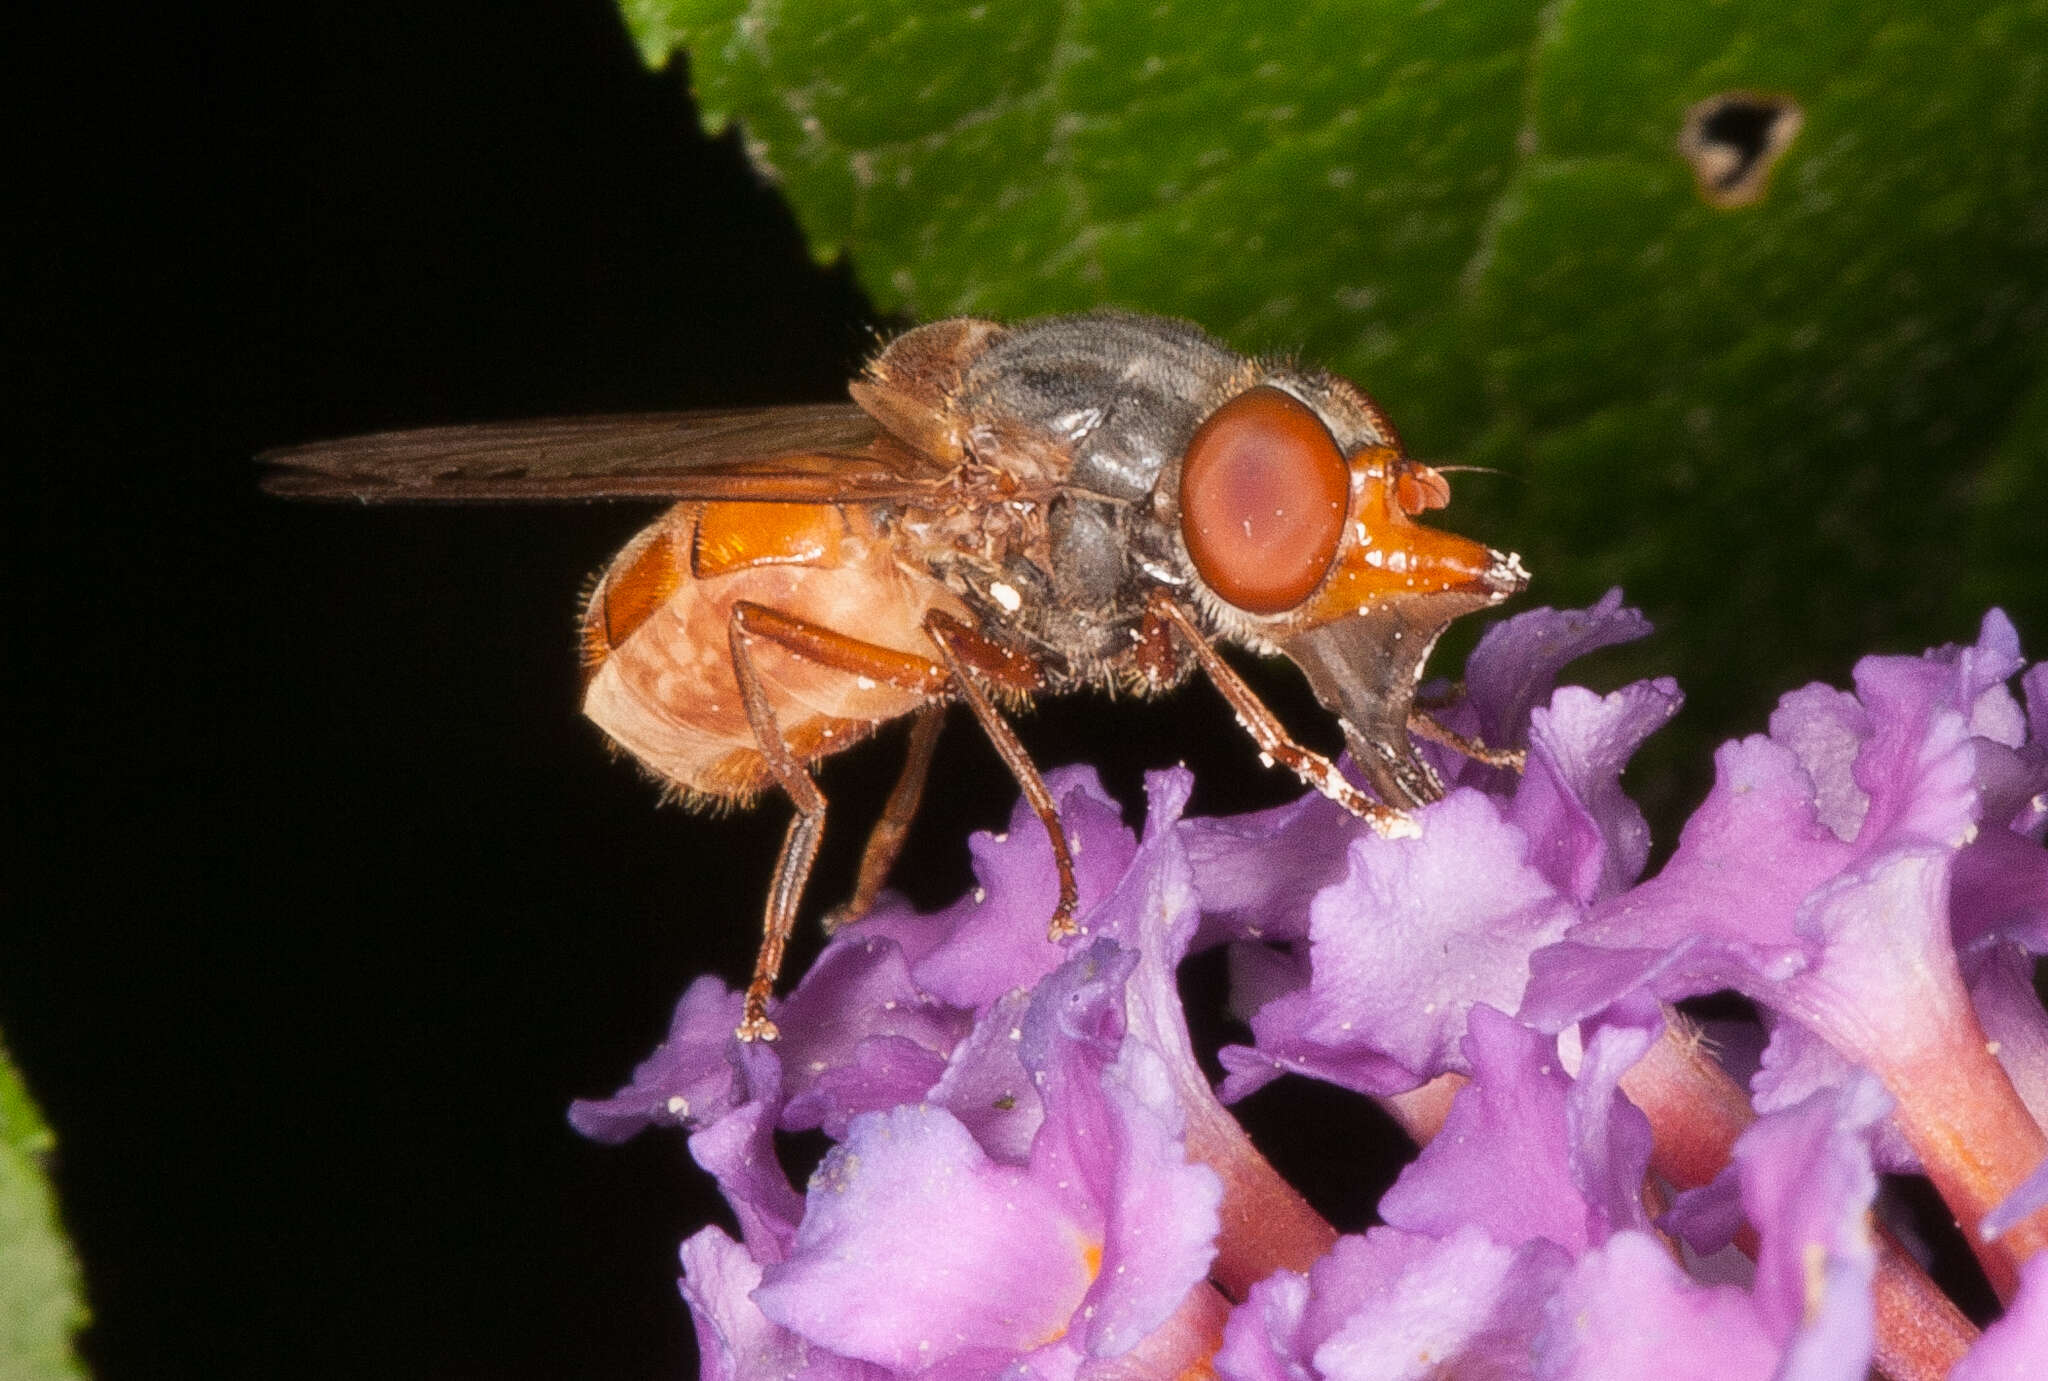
1147;592;1420;839
921;611;1080;939
1132;602;1186;691
725;600;954;1040
1406;710;1526;772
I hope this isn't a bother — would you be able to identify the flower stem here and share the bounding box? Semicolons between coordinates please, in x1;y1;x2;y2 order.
1622;1016;1979;1381
1882;1021;2048;1301
1095;1282;1230;1381
1380;1071;1462;1143
1183;1092;1339;1298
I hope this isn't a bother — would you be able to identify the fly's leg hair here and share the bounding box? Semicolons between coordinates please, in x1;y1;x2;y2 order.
1132;603;1184;690
922;610;1081;939
1146;592;1420;839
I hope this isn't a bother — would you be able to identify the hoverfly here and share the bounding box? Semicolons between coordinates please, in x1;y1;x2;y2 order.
264;310;1528;1038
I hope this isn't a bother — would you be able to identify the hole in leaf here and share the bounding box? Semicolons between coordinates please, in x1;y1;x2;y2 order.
1679;92;1804;208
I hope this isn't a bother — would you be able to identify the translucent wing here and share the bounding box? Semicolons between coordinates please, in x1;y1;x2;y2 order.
259;404;954;503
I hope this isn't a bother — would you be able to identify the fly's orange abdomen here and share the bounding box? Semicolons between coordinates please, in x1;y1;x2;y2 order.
579;501;968;804
579;515;685;675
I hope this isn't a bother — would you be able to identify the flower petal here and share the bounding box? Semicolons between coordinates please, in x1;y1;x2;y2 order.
774;932;968;1137
1021;938;1224;1359
755;1104;1096;1372
1951;1251;2048;1381
1378;1007;1652;1253
1511;679;1682;905
568;975;746;1142
678;1227;884;1381
1313;1228;1568;1380
1534;1231;1780;1381
686;1041;804;1262
899;768;1137;1010
1234;792;1577;1097
1461;588;1654;758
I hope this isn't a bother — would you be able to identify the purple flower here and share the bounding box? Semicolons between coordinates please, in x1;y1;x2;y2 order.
1376;1004;1657;1253
569;598;2048;1378
746;942;1222;1377
1214;1226;1568;1380
1951;1252;2048;1381
687;1040;803;1261
1651;1076;1887;1380
1510;677;1682;906
678;1226;890;1380
1520;612;2048;1288
851;770;1138;1011
1206;597;1676;1104
1215;1013;1885;1381
568;975;747;1143
1532;1232;1780;1381
1218;793;1579;1101
1523;613;2042;1040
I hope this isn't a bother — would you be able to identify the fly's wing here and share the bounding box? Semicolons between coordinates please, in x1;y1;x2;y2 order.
259;404;953;504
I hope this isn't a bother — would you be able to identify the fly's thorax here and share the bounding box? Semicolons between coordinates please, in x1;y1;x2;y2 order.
910;489;1177;688
930;312;1249;679
954;311;1247;502
894;312;1508;687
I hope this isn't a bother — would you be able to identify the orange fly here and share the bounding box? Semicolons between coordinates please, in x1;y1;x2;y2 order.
264;310;1528;1038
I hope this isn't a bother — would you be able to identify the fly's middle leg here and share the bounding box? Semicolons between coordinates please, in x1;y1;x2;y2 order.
822;704;945;934
921;610;1078;939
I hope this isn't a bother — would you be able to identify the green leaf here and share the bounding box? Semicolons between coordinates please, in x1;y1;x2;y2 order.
627;0;2048;796
1;1043;90;1380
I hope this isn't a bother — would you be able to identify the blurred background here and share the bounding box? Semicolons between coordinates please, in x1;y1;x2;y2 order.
10;0;2043;1376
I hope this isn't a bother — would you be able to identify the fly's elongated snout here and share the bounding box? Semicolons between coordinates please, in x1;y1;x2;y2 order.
1277;446;1530;808
1281;553;1527;808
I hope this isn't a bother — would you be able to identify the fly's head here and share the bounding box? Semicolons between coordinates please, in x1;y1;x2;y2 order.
1161;370;1528;808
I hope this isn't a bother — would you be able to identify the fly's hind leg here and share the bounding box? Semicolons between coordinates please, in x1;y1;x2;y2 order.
725;601;957;1039
727;604;831;1041
725;600;1069;1036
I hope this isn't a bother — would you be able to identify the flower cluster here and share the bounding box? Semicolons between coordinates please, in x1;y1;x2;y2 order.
574;594;2048;1379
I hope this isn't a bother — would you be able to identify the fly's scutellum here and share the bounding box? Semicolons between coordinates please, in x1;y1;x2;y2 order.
265;311;1529;1037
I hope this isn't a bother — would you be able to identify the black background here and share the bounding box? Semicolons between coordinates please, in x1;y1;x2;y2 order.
13;3;1400;1375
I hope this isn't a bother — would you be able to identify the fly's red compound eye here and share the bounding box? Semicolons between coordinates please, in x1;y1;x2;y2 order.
1179;386;1350;615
